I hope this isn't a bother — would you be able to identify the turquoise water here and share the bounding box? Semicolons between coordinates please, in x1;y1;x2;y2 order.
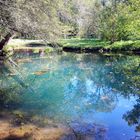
0;52;140;140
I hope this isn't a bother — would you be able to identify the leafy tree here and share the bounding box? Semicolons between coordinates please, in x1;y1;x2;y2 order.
0;0;71;52
125;0;140;40
96;0;140;42
78;0;140;42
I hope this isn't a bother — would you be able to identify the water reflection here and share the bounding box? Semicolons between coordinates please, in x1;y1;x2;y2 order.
0;53;140;139
123;96;140;132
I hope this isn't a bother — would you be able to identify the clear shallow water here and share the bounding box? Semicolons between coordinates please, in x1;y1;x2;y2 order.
0;52;140;140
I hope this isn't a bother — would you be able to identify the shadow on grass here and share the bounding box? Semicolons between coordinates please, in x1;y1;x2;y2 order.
26;43;47;47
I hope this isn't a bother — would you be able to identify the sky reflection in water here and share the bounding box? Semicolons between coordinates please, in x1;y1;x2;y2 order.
0;52;140;140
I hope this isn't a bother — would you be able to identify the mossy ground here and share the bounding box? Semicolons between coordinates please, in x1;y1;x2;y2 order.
106;40;140;51
59;38;109;48
5;38;140;54
59;38;140;52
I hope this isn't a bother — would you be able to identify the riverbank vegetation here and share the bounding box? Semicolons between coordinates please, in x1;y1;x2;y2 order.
59;38;140;52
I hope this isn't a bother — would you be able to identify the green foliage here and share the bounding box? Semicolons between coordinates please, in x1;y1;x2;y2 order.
0;0;139;52
76;0;140;43
106;40;140;51
59;38;109;48
99;0;140;42
33;49;40;54
126;0;140;40
59;38;140;52
44;47;54;54
0;0;79;50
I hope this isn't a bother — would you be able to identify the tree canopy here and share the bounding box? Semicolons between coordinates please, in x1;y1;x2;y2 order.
0;0;76;50
0;0;140;51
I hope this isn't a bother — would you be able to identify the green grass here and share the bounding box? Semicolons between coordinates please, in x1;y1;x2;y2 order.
5;38;140;54
106;40;140;51
59;38;109;48
59;38;140;52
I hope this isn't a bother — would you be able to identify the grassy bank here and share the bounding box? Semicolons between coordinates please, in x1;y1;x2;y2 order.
59;38;140;53
106;40;140;51
59;38;109;48
5;39;54;54
4;38;140;54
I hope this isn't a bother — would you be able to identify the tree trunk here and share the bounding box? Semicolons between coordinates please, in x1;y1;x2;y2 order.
0;32;15;51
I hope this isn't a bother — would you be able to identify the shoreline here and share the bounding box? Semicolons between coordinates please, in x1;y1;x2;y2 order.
3;39;140;56
62;46;140;55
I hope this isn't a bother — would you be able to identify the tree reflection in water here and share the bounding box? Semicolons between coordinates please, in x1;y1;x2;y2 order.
0;53;140;134
123;97;140;132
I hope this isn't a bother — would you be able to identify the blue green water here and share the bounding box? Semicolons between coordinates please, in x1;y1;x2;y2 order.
0;52;140;140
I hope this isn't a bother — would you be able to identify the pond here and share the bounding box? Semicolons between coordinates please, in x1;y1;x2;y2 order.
0;52;140;140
